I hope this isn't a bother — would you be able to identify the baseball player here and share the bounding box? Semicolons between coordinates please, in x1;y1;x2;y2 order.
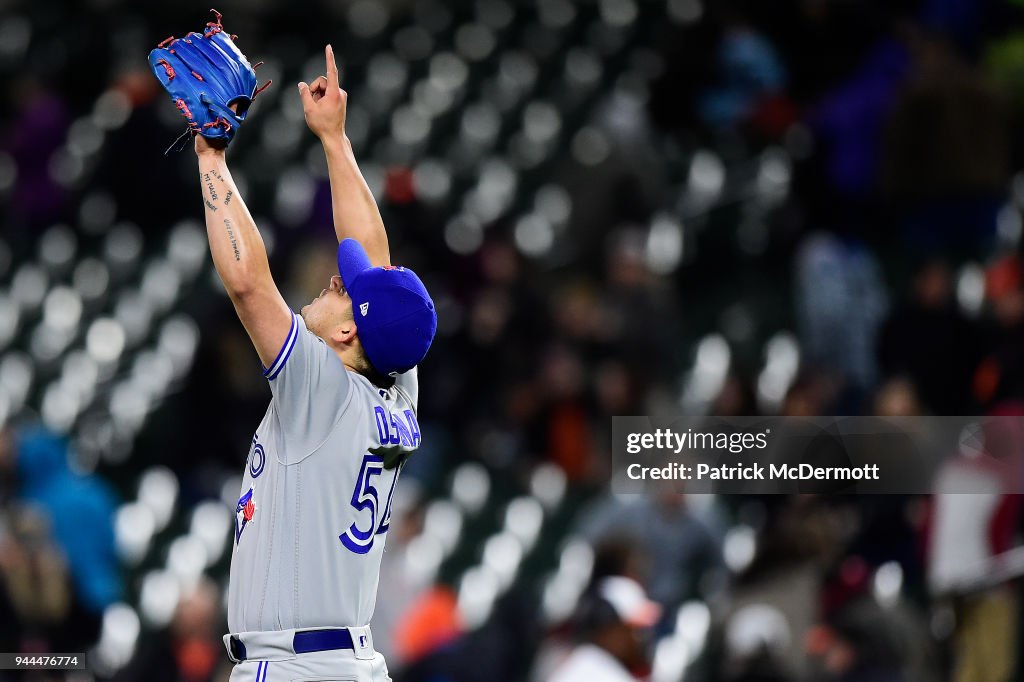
154;25;436;681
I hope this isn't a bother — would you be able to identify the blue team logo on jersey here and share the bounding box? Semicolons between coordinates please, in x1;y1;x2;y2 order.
235;487;256;542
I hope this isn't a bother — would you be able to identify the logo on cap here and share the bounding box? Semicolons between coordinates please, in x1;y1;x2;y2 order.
337;239;437;375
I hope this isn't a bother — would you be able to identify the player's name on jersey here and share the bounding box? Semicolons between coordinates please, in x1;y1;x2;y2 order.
374;405;421;447
625;462;880;481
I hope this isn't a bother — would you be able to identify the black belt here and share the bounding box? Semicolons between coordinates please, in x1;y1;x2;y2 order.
229;628;355;661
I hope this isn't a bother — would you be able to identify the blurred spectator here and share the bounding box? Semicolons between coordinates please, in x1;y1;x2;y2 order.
713;373;760;417
727;497;844;679
390;585;462;670
781;373;839;417
0;506;71;647
370;486;445;669
720;603;795;682
878;259;984;414
590;538;647;586
881;30;1008;251
600;229;682;385
404;590;536;682
872;377;924;417
882;30;1009;200
529;541;649;682
806;597;908;682
7;427;121;636
925;404;1024;682
4;78;70;229
578;486;723;628
975;253;1024;405
809;34;910;201
548;577;659;682
697;22;791;136
796;232;889;401
538;344;593;482
114;578;228;682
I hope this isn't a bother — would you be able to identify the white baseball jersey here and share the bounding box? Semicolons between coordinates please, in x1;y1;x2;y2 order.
227;311;421;633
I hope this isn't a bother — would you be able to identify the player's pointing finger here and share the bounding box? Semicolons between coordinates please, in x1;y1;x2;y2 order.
326;44;339;89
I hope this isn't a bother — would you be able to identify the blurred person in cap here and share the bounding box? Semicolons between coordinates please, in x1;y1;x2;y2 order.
530;540;648;682
720;603;794;682
577;483;723;631
548;576;660;682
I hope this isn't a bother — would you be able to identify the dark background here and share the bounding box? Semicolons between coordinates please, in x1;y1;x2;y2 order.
2;0;1024;680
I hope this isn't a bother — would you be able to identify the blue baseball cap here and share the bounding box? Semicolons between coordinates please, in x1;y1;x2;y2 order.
337;238;437;375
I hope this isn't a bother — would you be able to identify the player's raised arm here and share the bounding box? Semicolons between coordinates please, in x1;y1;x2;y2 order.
195;136;292;368
298;45;391;266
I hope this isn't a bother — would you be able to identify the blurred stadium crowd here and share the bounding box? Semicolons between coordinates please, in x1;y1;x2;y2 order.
3;0;1024;680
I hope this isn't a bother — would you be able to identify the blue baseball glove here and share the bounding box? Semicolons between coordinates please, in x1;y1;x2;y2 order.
148;9;271;153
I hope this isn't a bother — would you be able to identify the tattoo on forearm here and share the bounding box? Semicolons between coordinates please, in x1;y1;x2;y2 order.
202;172;219;201
223;218;241;261
200;168;239;260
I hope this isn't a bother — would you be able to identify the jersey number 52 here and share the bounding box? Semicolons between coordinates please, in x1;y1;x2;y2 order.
339;453;400;555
